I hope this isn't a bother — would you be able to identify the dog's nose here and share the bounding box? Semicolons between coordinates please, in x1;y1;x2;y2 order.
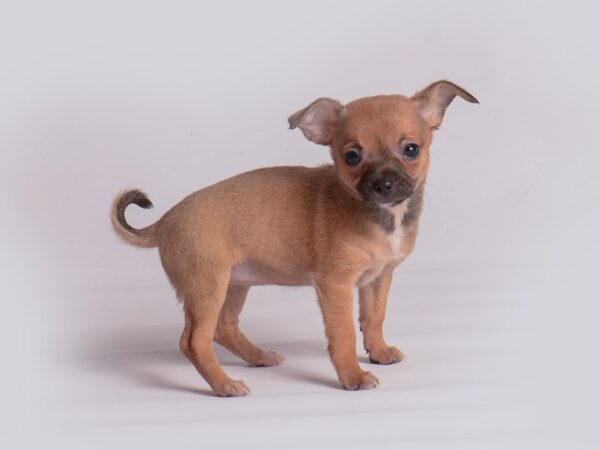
372;178;395;197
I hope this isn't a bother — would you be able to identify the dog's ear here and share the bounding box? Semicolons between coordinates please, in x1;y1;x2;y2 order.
288;98;344;145
412;81;478;129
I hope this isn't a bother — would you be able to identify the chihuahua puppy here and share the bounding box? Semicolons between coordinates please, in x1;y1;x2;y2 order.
111;80;477;397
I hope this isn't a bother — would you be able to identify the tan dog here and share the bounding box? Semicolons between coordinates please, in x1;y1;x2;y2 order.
111;80;478;397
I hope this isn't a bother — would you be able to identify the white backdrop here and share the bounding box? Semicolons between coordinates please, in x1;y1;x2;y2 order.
1;1;599;449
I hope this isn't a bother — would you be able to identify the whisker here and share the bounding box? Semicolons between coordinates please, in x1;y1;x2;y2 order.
424;181;440;195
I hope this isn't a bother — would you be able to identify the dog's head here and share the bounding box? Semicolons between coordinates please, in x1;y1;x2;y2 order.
289;81;478;206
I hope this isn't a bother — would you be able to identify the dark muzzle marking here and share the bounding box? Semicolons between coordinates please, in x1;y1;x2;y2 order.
357;165;414;206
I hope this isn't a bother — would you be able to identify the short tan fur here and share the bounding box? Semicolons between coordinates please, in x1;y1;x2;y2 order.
111;80;478;396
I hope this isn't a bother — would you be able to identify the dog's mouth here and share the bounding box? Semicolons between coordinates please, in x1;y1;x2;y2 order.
380;195;412;207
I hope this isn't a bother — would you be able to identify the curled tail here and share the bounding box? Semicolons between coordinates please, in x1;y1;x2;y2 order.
110;189;158;248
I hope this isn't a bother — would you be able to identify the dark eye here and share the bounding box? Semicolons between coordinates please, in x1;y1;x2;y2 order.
403;143;420;160
344;149;362;167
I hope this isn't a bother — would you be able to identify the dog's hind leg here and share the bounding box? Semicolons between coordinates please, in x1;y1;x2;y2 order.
179;264;251;397
214;284;285;367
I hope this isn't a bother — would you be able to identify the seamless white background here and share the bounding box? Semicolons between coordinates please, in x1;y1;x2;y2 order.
1;1;599;449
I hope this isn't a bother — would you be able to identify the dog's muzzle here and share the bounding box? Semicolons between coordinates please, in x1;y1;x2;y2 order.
357;165;414;205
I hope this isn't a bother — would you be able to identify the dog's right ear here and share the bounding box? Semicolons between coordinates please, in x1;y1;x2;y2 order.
288;98;344;146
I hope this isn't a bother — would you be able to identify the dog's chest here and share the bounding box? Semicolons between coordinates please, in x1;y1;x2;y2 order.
386;222;405;259
357;204;408;286
382;203;409;259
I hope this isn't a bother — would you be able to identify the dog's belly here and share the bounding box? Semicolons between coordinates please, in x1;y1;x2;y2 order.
230;261;313;286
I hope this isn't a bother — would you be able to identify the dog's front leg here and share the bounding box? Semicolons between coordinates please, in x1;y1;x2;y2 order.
315;280;379;390
358;265;405;365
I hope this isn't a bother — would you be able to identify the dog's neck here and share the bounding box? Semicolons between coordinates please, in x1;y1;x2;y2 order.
400;183;425;229
369;182;425;234
380;201;409;231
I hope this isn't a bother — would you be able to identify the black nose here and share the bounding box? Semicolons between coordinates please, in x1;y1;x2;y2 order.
372;178;395;197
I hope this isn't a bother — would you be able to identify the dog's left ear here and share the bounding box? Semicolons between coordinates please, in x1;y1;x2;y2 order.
288;98;344;146
412;80;478;129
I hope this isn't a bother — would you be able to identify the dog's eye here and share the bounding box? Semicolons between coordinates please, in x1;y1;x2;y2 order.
403;143;420;160
344;149;362;167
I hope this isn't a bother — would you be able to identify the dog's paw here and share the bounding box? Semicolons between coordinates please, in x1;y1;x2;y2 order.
213;379;251;397
340;370;380;391
251;350;286;367
368;345;405;365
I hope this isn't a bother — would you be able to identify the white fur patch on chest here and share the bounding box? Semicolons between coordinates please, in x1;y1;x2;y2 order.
383;202;408;259
357;202;409;287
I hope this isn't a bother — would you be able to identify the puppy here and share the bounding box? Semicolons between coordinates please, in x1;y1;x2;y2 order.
111;80;478;397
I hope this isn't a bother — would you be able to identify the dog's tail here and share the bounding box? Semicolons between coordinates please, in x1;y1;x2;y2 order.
110;189;158;248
